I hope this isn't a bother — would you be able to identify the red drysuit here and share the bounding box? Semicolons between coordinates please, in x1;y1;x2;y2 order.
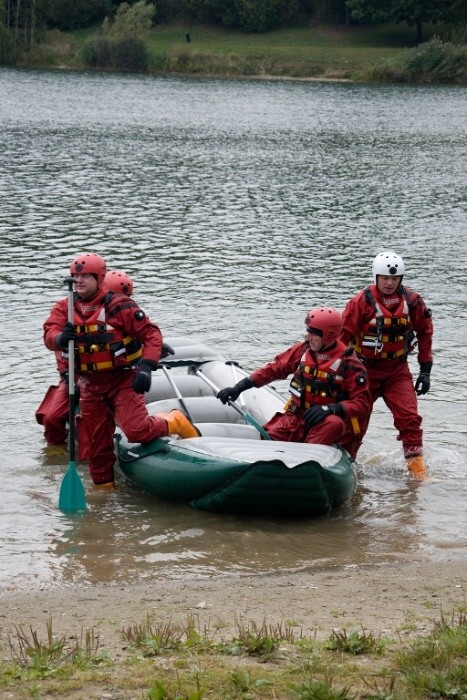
250;340;370;454
35;350;69;446
341;284;433;458
43;287;167;485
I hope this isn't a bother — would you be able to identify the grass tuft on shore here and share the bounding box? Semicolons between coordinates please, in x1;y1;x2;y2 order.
1;608;466;699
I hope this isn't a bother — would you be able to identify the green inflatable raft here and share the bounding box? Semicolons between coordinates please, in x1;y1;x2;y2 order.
115;337;357;517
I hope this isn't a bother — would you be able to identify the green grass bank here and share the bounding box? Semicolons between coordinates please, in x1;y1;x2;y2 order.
1;563;466;699
17;21;467;83
2;608;466;699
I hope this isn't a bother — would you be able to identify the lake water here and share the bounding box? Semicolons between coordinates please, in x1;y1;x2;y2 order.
0;67;466;590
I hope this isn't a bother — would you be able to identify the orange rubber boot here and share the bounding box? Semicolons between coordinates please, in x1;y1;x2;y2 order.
406;455;427;480
158;409;200;439
94;481;115;490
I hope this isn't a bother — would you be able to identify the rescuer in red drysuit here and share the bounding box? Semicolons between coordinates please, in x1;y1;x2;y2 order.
36;269;136;457
340;251;433;479
217;307;370;452
73;269;138;462
43;253;198;488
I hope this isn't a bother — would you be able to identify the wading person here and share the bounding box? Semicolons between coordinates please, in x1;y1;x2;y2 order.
36;269;136;457
341;251;433;479
43;253;198;488
217;307;370;452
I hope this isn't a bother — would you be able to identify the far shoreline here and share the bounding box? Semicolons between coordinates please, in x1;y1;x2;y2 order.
13;62;355;83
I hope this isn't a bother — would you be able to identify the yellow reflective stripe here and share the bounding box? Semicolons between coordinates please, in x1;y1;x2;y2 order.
80;360;114;371
76;344;107;354
382;317;408;326
75;323;111;333
126;349;143;364
379;348;406;359
351;416;360;434
381;335;405;343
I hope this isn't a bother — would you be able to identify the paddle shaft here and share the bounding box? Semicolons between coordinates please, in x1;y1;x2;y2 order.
67;278;76;463
193;367;272;440
160;364;196;424
58;277;86;512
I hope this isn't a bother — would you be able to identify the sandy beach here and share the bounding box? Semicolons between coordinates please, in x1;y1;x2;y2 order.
1;561;465;660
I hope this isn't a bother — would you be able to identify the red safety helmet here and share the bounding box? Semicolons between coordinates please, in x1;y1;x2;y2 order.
105;270;134;296
70;253;106;288
304;307;342;347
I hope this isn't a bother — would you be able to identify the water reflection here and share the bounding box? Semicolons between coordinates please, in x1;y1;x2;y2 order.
0;68;466;587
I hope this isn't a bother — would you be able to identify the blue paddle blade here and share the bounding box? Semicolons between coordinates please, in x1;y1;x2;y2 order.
58;460;86;512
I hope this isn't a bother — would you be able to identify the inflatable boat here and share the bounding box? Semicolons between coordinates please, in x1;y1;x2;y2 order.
115;337;357;517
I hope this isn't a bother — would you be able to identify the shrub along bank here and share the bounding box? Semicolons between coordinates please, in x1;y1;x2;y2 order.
5;21;467;83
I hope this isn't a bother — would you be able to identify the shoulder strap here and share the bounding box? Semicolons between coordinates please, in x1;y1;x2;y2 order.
399;285;417;308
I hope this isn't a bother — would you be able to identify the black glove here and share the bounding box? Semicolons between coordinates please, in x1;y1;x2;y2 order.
161;343;175;359
217;377;254;405
132;361;154;394
415;362;432;395
57;322;76;349
304;403;343;430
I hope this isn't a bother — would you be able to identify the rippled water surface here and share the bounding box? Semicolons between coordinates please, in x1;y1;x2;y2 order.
0;68;466;589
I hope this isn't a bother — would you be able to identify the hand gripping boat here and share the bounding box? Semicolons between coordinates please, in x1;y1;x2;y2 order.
115;337;357;517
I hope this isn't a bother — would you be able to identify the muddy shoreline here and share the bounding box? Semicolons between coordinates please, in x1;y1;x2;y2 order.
1;561;465;658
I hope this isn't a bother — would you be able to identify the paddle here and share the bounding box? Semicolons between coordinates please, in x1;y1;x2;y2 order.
58;277;86;513
160;364;197;426
192;367;272;440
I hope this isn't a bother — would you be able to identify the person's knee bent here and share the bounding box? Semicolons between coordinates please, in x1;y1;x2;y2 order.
124;415;167;444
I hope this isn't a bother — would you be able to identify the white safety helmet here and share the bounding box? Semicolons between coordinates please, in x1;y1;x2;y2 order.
372;251;405;284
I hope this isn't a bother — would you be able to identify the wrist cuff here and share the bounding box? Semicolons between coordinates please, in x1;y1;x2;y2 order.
330;403;345;418
237;377;254;393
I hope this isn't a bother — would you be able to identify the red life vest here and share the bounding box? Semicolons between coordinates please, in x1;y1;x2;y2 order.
71;294;142;372
353;286;415;361
289;341;350;410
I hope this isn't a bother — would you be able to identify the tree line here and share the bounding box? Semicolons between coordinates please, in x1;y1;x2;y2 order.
1;0;466;57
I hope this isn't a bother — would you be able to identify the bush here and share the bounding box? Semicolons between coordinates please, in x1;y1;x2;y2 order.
450;22;467;45
81;35;148;71
363;37;467;84
80;36;112;68
110;37;149;71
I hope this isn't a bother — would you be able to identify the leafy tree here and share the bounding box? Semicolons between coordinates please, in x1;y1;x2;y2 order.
346;0;460;41
345;0;390;23
391;0;454;41
103;0;156;38
235;0;283;32
316;0;350;23
184;0;231;25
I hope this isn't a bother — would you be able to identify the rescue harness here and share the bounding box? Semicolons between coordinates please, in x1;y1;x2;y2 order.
68;292;143;372
288;345;352;410
353;285;417;360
